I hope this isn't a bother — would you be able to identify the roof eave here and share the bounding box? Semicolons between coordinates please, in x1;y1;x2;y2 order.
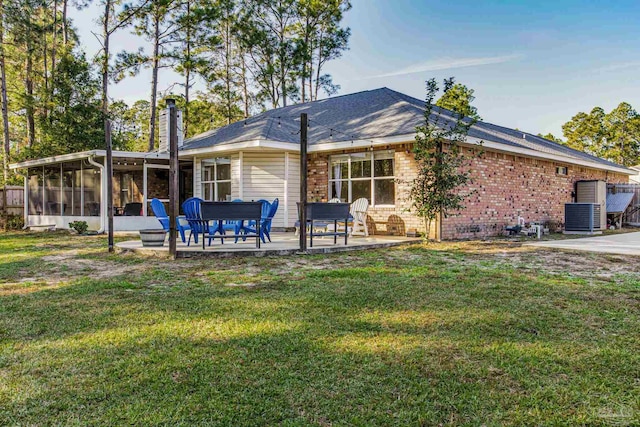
9;150;170;169
179;139;300;157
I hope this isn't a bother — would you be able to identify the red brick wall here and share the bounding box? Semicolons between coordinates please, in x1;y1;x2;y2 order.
306;145;629;239
441;149;627;239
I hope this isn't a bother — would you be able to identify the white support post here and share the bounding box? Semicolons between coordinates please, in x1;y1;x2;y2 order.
102;157;108;232
284;152;289;227
239;151;244;200
80;162;84;216
23;175;28;227
60;163;63;215
41;166;45;215
192;156;197;198
142;162;148;216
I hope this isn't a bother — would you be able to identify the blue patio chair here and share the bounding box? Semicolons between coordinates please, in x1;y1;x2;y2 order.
150;198;190;243
182;197;225;247
218;199;244;242
242;198;278;243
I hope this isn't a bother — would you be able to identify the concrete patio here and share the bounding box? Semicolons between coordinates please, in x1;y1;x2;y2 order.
526;231;640;256
117;232;422;258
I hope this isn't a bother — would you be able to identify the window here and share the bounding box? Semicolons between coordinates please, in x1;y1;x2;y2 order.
329;151;395;206
556;166;568;175
202;158;231;201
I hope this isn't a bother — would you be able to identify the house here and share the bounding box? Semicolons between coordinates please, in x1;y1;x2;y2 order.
10;87;636;238
630;166;640;184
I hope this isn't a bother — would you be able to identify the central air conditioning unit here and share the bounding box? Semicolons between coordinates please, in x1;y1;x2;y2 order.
564;203;601;233
575;180;607;230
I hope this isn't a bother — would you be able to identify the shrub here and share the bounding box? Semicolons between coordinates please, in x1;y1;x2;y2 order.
69;220;89;235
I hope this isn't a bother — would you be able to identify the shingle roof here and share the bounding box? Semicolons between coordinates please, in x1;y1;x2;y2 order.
181;87;626;170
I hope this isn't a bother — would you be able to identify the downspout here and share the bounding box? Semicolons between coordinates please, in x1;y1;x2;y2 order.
87;155;105;233
14;169;28;229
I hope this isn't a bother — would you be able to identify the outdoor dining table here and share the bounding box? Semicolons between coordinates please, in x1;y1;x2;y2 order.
199;201;263;250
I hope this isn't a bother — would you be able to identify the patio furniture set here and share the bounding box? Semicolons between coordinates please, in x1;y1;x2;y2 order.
149;196;371;250
151;197;278;249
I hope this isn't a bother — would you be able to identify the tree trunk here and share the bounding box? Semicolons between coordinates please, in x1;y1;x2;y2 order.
184;67;190;137
102;0;114;252
0;0;10;230
25;48;35;148
183;0;191;137
42;6;49;119
148;12;160;152
240;54;249;118
62;0;68;45
308;38;313;101
435;138;443;242
314;32;323;100
224;18;232;125
280;61;286;107
52;0;57;83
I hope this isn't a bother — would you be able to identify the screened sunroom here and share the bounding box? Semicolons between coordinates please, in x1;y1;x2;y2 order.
10;150;196;232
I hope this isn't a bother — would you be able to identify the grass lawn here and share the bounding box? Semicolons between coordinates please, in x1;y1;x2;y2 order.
0;231;638;426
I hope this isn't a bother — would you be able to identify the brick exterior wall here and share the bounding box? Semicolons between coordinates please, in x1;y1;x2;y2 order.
111;169;168;212
306;144;629;239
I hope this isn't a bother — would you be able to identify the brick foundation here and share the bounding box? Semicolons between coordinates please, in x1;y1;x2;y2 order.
307;144;628;239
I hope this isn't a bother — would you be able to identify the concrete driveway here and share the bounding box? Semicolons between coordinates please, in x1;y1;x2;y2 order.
526;231;640;256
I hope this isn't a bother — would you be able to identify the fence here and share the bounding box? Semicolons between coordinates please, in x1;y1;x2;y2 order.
607;183;640;225
0;185;24;216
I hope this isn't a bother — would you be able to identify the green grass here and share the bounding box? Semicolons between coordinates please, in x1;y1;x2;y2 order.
0;231;639;426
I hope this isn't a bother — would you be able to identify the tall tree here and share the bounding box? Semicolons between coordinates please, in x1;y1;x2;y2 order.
435;82;481;120
238;0;300;108
538;132;563;143
96;0;150;251
303;0;350;101
115;0;179;151
0;0;10;228
561;103;640;166
410;78;481;241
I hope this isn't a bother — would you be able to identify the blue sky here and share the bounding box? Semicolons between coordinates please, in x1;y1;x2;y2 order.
71;0;640;137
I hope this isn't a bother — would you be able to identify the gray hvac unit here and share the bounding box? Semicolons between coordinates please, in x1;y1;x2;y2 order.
575;180;607;230
565;203;601;232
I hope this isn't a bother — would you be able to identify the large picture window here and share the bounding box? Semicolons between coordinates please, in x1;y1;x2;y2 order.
201;158;231;201
329;151;395;206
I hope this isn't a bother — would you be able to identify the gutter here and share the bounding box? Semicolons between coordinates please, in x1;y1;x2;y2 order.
86;155;105;233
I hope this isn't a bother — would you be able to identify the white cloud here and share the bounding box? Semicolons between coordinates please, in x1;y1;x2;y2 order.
367;54;524;79
593;61;640;73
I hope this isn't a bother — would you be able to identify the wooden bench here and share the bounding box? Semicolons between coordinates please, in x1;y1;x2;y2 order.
199;202;263;249
303;203;350;247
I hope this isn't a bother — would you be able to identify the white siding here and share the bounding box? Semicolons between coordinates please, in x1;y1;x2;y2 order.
231;153;241;200
192;151;300;228
243;152;289;228
286;153;300;227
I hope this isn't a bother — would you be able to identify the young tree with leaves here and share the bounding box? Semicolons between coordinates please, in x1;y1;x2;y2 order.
435;82;481;120
410;78;482;241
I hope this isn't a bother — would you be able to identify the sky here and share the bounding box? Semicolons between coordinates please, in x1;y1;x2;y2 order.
70;0;640;137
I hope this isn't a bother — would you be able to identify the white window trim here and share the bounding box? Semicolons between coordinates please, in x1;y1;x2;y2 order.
328;151;395;207
201;158;232;201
